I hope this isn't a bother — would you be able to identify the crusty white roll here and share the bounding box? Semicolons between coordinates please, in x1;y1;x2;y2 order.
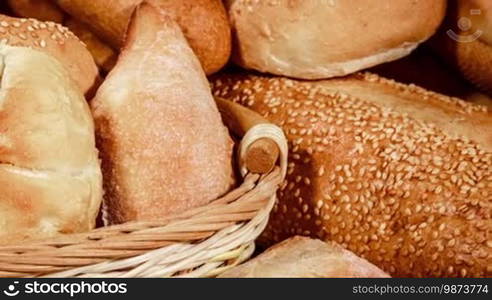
92;3;234;224
0;14;99;97
211;72;492;278
55;0;231;75
220;236;389;278
225;0;447;79
430;0;492;95
0;44;103;244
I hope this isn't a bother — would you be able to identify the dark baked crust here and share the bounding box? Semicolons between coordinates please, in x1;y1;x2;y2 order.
211;72;492;277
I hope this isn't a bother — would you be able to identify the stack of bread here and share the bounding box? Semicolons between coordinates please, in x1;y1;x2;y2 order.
0;1;234;241
0;0;490;278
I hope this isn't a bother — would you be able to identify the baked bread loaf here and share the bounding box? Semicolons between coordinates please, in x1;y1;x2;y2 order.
55;0;231;75
0;44;103;244
92;3;234;224
65;18;117;73
7;0;65;23
4;0;115;74
211;72;492;278
372;47;492;109
219;236;389;278
430;0;492;95
0;14;99;97
225;0;446;79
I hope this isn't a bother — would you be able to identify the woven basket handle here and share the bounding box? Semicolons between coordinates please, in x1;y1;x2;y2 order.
215;97;288;179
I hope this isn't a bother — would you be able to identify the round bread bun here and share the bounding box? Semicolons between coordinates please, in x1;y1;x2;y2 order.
0;44;103;244
430;0;492;95
225;0;447;79
211;72;492;278
0;14;100;97
219;236;389;278
55;0;231;75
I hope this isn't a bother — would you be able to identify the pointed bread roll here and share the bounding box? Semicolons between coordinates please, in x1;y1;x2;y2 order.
91;3;234;224
55;0;231;74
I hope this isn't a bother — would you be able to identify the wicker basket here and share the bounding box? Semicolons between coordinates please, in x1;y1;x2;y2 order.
0;100;288;278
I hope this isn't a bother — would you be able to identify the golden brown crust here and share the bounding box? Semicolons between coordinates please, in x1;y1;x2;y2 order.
65;18;117;73
55;0;231;74
0;44;102;244
92;3;234;224
150;0;231;75
219;236;389;278
55;0;139;49
7;0;65;23
430;0;492;95
226;0;447;79
211;72;492;277
0;14;99;97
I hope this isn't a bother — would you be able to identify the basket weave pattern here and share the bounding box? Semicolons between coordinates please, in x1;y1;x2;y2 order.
0;120;288;278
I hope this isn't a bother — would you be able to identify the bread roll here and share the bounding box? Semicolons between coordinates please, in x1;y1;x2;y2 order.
55;0;231;75
152;0;231;75
0;44;103;244
92;3;234;224
4;0;115;74
211;72;492;278
219;236;389;278
0;14;99;97
65;18;117;73
430;0;492;95
7;0;65;23
372;47;492;109
225;0;446;79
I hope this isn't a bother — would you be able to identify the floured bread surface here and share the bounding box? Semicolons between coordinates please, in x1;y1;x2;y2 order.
0;44;103;244
91;4;234;224
219;236;389;278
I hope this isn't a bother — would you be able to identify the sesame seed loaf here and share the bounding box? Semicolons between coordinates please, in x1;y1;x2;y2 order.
0;14;99;97
211;72;492;277
0;44;102;244
430;0;492;95
4;0;117;74
225;0;447;79
219;236;389;278
55;0;231;75
91;3;234;224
